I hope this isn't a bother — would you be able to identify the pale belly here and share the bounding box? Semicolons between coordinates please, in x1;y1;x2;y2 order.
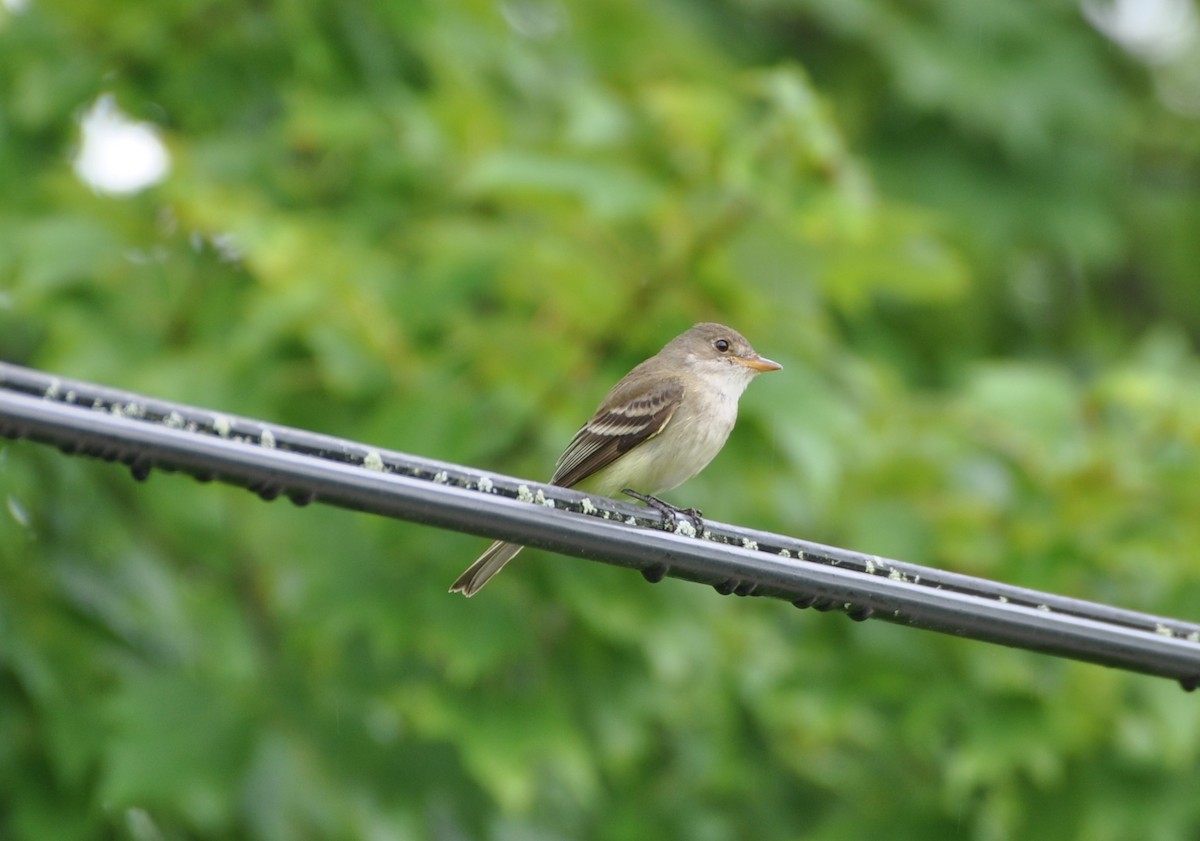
579;391;738;497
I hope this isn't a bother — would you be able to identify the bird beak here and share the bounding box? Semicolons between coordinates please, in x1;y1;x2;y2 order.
736;354;782;373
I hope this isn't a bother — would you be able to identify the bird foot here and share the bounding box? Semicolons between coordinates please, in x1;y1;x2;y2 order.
622;489;704;534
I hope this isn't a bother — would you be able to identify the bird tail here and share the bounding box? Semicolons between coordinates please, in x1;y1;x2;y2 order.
449;541;525;596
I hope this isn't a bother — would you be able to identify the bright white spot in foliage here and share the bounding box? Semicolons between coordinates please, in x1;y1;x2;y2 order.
7;495;30;528
73;94;170;195
1083;0;1198;63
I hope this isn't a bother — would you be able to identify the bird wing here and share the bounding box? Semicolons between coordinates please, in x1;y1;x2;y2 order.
550;376;685;488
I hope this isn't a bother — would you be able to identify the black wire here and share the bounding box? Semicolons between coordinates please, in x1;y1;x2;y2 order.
2;361;1198;690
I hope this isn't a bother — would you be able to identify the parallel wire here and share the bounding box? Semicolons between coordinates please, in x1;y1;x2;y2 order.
2;361;1198;689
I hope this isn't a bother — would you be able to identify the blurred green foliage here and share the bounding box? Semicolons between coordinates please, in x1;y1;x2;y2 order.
3;0;1200;838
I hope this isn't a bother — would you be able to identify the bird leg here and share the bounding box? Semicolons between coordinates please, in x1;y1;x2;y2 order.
622;489;705;534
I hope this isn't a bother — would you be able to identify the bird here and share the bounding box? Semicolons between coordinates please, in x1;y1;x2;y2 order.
449;322;781;596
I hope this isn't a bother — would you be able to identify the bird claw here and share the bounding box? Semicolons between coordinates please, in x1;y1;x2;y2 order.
622;489;705;534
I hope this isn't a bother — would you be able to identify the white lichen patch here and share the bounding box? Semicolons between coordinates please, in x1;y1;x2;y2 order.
44;378;61;400
516;484;535;503
625;516;638;525
888;569;906;582
164;411;185;429
998;596;1009;604
476;476;494;493
1189;632;1200;643
1155;624;1174;637
362;450;385;472
675;520;697;538
534;489;554;508
580;497;598;515
260;428;276;449
865;558;877;575
212;413;232;438
1036;604;1051;612
64;390;77;403
778;549;792;559
741;537;758;551
432;470;449;484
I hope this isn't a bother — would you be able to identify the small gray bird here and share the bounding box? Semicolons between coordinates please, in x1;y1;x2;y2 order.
450;322;781;596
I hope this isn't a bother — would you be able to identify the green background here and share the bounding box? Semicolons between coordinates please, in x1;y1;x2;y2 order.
3;0;1200;838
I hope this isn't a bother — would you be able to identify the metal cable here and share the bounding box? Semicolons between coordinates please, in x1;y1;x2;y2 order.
2;361;1198;689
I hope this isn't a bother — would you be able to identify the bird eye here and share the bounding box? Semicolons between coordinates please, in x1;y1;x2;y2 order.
714;339;731;353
